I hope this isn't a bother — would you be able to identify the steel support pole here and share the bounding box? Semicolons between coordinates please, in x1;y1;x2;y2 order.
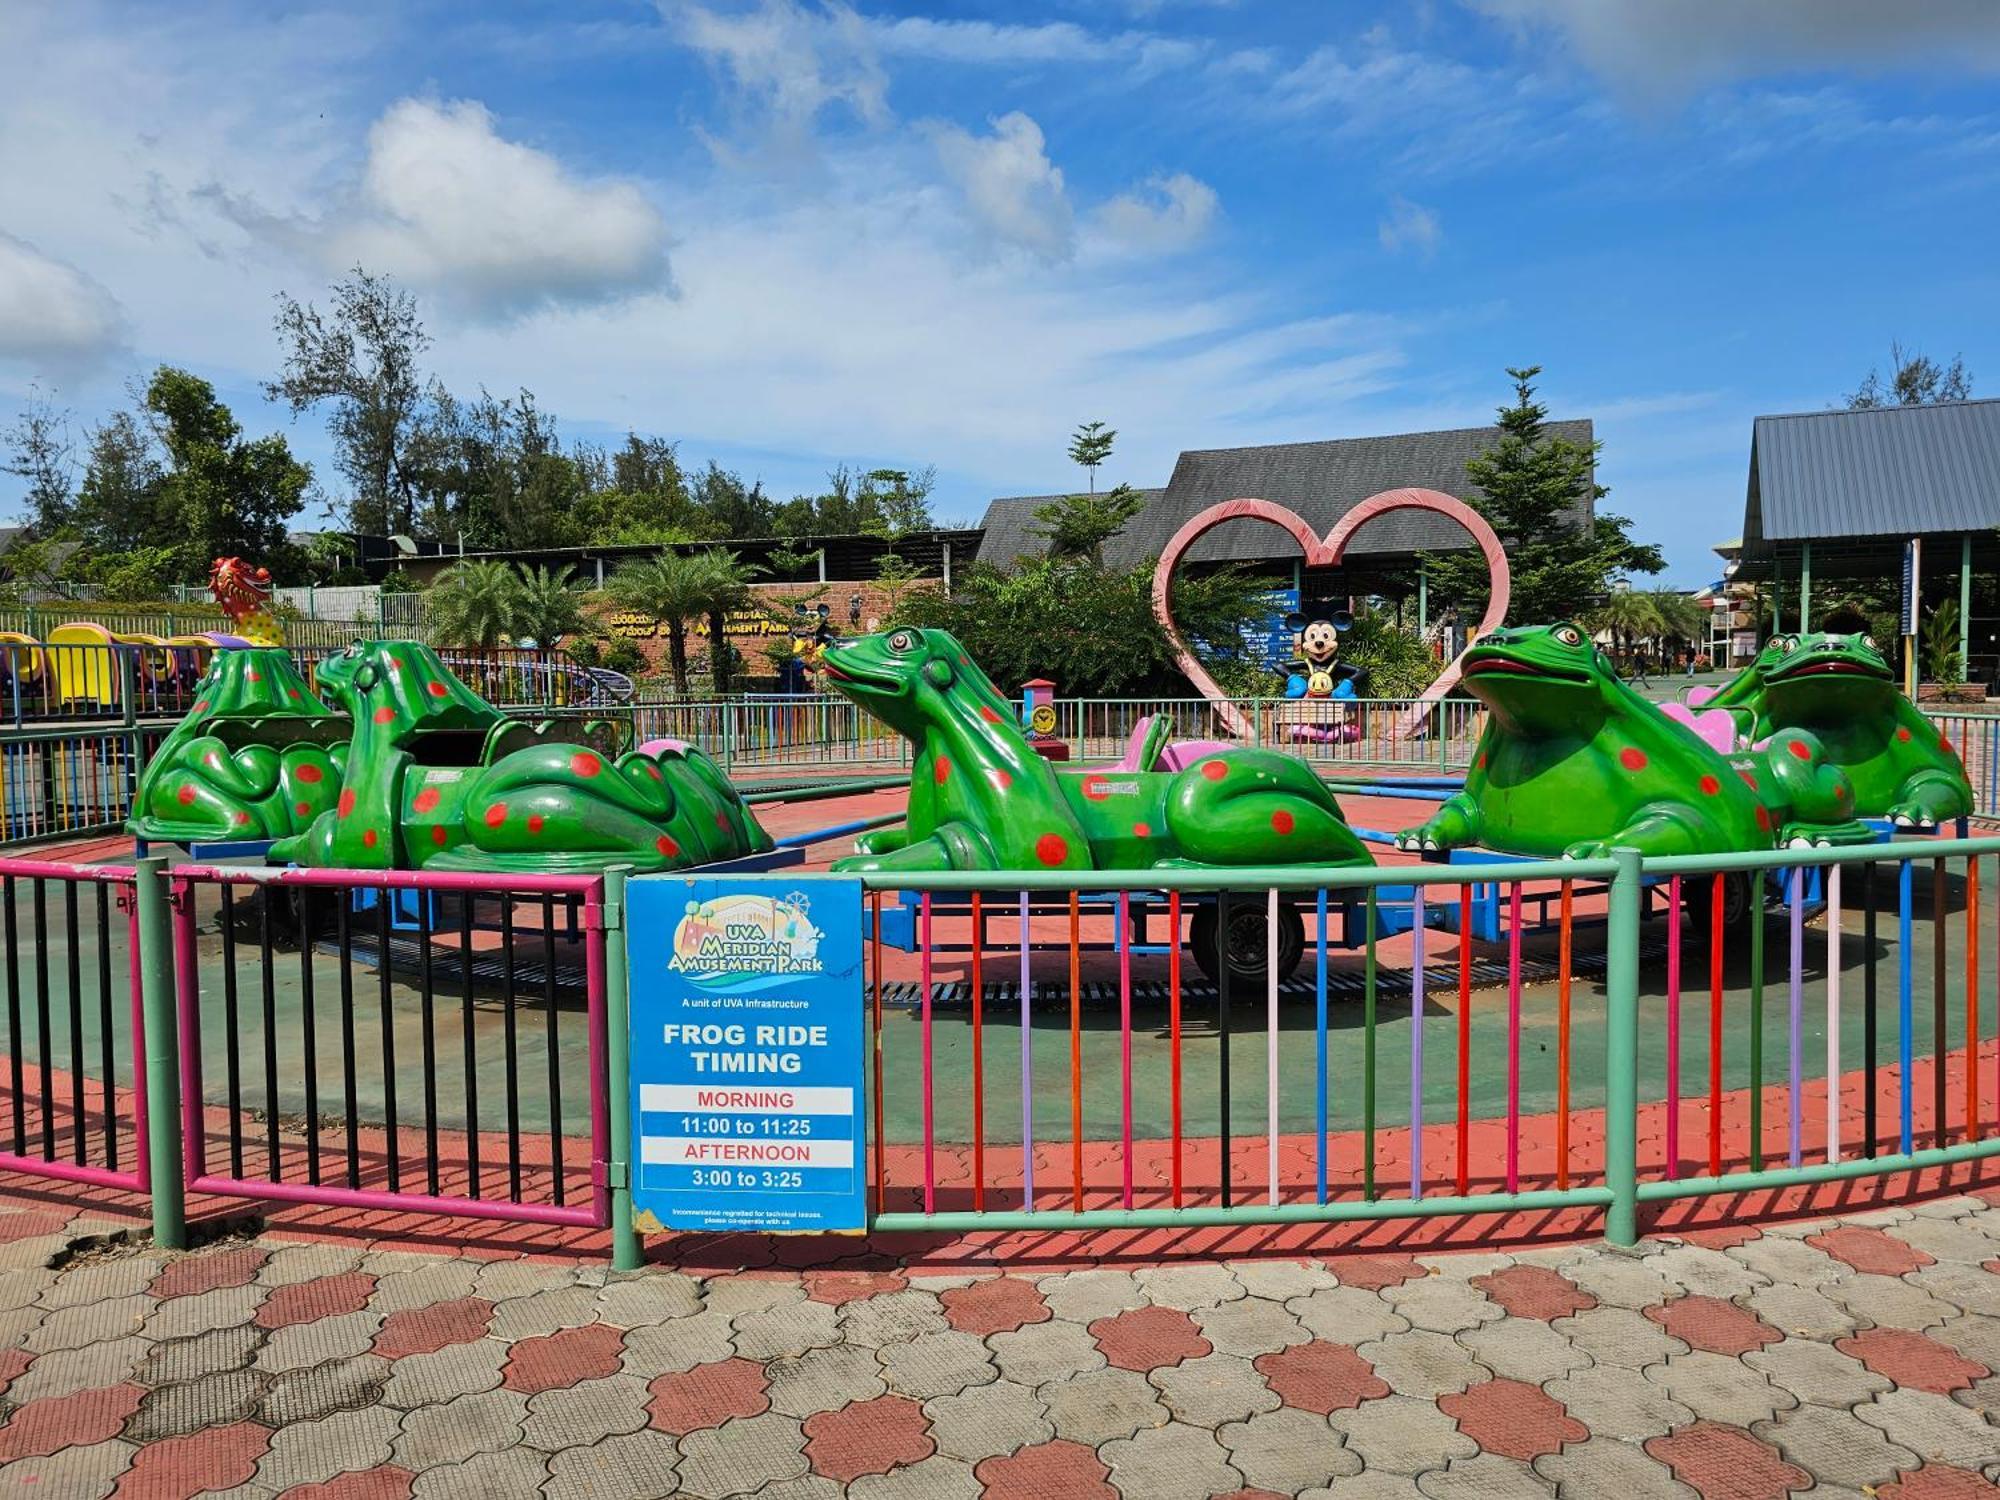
1799;542;1811;633
1960;535;1972;679
1604;847;1642;1246
602;867;642;1271
135;856;185;1249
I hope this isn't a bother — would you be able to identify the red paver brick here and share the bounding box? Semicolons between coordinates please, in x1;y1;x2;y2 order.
276;1466;416;1500
975;1438;1118;1500
1471;1264;1597;1321
1645;1422;1812;1500
939;1277;1050;1336
0;1383;145;1462
371;1297;493;1359
253;1271;377;1330
0;1209;70;1244
1327;1254;1425;1291
1439;1378;1588;1461
1879;1465;2000;1499
1836;1328;1990;1395
1807;1224;1935;1277
802;1268;906;1306
0;1348;32;1400
149;1246;269;1300
1644;1295;1782;1356
1255;1341;1389;1414
1675;1225;1764;1250
1088;1304;1212;1372
502;1321;625;1394
115;1420;270;1499
646;1357;770;1434
803;1393;934;1483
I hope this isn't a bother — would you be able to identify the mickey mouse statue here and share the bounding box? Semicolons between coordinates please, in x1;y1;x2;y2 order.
1283;609;1362;700
787;603;836;692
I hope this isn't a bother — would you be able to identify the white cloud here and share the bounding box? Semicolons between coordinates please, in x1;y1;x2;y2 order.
224;98;671;321
0;232;125;372
932;112;1074;262
1377;196;1441;257
867;14;1202;74
1098;172;1219;252
1472;0;2000;98
671;0;888;132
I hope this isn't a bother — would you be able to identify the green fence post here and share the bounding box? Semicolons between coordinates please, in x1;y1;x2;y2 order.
1604;846;1642;1246
135;856;186;1250
602;867;643;1271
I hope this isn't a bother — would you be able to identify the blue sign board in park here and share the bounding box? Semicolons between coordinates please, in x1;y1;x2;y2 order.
626;875;867;1234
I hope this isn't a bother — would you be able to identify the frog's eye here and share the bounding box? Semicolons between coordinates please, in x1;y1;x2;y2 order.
1777;636;1796;654
1862;635;1877;652
888;630;915;653
1552;625;1583;647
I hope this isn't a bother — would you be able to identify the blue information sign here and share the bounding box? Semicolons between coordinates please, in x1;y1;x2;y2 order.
627;874;867;1234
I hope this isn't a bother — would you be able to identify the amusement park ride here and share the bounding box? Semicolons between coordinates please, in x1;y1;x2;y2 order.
115;503;1976;986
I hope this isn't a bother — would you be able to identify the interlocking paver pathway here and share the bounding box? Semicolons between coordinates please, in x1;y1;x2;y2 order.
0;1191;1994;1496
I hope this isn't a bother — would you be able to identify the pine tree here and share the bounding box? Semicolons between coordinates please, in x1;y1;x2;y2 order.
1422;366;1661;626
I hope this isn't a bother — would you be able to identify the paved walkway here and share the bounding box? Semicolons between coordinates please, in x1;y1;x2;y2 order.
0;1192;1996;1497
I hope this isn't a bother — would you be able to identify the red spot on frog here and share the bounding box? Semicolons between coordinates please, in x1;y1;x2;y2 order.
194;700;209;712
295;801;311;817
571;752;601;778
979;704;1003;724
1699;775;1720;796
1940;731;1954;752
1755;805;1772;832
233;812;251;826
1272;809;1295;834
1619;747;1647;771
1201;760;1227;781
245;669;261;683
656;834;680;857
412;787;440;814
527;815;545;834
1035;832;1070;866
1477;752;1489;770
431;825;449;846
1739;770;1758;791
988;767;1012;790
714;811;731;831
645;763;662;780
1787;739;1811;761
484;802;507;829
427;681;448;698
361;828;378;849
296;763;323;784
1082;775;1110;801
1896;727;1912;742
337;789;357;819
206;752;222;769
373;706;396;724
175;784;196;806
287;688;300;700
934;756;952;786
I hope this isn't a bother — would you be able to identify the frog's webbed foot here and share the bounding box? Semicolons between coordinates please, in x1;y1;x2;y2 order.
831;820;998;874
1396;796;1479;853
1888;770;1969;828
1581;803;1719;859
853;824;909;856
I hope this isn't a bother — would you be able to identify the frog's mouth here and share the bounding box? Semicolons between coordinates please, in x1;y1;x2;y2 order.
818;648;904;696
1770;657;1889;683
1462;654;1593;686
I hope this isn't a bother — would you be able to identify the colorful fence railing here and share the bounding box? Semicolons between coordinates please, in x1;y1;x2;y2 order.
0;858;611;1246
1;840;1998;1265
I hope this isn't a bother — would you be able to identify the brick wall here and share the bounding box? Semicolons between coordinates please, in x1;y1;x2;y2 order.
583;580;920;685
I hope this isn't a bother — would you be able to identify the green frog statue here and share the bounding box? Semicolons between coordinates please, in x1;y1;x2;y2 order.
820;627;1372;873
157;639;774;874
1397;623;1872;860
1700;631;1972;829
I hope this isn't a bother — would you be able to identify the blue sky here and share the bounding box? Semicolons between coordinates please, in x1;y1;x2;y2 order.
2;0;1998;584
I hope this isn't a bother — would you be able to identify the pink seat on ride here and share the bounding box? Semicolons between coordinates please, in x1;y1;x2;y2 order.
1108;714;1233;773
637;737;692;757
1658;700;1740;755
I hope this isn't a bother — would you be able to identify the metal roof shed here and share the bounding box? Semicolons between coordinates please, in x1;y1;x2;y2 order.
1739;398;2000;680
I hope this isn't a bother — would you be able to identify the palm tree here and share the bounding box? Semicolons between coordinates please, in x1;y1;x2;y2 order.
1644;588;1708;661
694;549;765;695
607;552;711;693
511;564;585;648
1585;589;1663;669
425;561;522;648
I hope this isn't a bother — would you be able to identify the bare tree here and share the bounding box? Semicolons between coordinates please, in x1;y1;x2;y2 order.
1846;341;1973;409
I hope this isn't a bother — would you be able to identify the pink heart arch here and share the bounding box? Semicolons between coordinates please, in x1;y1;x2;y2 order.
1149;487;1511;739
